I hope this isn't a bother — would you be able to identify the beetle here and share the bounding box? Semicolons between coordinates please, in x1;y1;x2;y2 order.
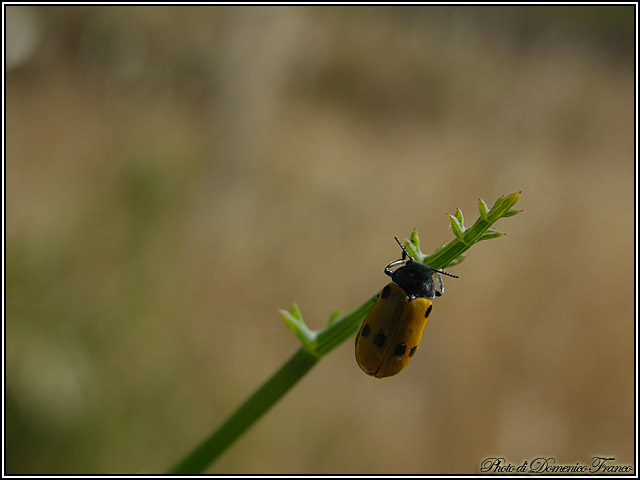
355;236;457;378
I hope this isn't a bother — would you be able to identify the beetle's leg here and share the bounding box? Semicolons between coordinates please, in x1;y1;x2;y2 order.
433;272;444;297
384;258;405;277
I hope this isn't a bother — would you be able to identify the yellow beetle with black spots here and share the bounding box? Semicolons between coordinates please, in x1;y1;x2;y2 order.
355;237;457;378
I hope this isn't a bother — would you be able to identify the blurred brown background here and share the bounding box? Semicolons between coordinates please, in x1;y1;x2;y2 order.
5;5;635;474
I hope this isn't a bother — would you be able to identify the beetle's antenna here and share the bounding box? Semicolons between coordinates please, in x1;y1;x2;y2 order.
438;269;459;279
393;236;413;260
394;236;459;278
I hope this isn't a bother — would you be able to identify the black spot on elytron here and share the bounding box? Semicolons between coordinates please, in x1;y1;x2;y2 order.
409;346;417;357
425;305;433;318
381;285;391;299
394;343;407;357
361;324;370;338
373;331;387;348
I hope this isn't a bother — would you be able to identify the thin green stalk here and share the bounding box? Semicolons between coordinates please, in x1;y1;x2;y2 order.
167;296;376;474
168;192;521;474
167;348;318;474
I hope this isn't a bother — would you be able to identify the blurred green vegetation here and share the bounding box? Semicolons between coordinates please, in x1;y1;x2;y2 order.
5;5;635;474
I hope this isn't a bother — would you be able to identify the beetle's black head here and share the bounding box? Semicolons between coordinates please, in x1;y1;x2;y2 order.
385;236;456;299
390;260;436;300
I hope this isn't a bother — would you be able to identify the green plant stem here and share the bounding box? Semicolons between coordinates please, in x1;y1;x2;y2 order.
168;348;318;474
167;295;377;474
314;294;378;356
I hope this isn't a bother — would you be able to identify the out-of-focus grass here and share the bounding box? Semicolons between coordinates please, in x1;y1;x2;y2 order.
5;5;635;474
